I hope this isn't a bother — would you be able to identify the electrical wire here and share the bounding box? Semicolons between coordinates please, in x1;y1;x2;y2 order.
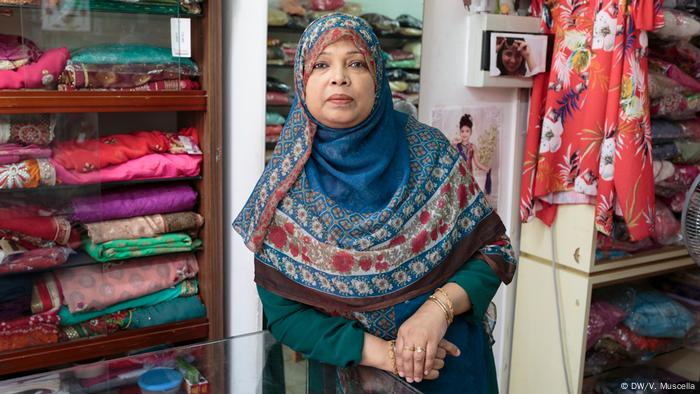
550;221;572;394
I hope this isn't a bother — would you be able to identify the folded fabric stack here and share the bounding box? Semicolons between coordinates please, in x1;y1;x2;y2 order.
584;286;695;376
0;34;69;90
0;205;78;275
0;276;60;351
387;68;420;107
655;268;700;338
50;127;202;185
266;112;286;143
267;40;297;67
23;253;205;342
266;76;292;107
59;44;200;91
68;182;203;261
0;114;57;190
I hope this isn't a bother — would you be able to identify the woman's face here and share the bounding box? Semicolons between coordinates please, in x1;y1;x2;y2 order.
501;47;523;75
460;125;472;142
304;39;376;129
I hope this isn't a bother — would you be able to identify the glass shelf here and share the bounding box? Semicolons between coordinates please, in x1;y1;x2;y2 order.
0;1;203;17
0;331;422;393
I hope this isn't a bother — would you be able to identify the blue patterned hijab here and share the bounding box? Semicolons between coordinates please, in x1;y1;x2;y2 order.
234;14;515;313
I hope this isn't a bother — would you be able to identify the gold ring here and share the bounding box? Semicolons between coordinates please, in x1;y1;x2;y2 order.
415;346;425;353
404;346;416;351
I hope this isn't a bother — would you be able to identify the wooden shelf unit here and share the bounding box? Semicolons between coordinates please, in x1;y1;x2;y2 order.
0;1;223;377
0;319;209;376
509;204;698;393
0;91;207;114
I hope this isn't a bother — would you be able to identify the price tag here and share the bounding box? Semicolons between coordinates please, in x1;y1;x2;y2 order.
171;17;192;58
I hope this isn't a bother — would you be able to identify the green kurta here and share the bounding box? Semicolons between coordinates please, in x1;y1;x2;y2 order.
258;258;501;392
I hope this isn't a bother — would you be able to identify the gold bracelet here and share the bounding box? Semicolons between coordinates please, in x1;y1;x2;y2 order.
388;339;399;375
434;287;455;318
428;295;453;324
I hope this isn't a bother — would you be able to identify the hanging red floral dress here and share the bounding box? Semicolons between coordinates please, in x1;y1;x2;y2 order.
520;0;664;241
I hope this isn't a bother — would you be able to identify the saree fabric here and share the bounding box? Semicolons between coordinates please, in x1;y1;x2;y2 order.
0;47;70;90
58;78;200;92
0;158;55;189
0;144;51;165
59;62;200;90
70;183;198;223
234;13;515;315
52;153;202;185
0;34;42;71
0;246;71;275
57;253;199;313
82;233;202;262
0;207;74;245
59;279;199;326
58;296;205;340
520;0;665;241
52;127;200;173
0;310;59;352
0;114;55;145
85;211;204;244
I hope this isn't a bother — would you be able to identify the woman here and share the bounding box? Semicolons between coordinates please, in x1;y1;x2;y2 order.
234;13;516;393
495;37;537;77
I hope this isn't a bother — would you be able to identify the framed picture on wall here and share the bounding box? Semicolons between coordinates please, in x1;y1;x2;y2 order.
486;32;548;77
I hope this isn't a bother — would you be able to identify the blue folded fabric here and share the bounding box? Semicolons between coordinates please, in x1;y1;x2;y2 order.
624;290;695;338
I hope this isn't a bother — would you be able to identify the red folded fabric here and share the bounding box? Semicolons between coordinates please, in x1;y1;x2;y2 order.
0;206;74;245
0;247;71;275
0;310;60;352
58;79;200;91
52;128;199;173
266;91;291;105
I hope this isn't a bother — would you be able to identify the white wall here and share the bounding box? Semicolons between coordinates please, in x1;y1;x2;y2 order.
419;1;526;392
224;0;267;337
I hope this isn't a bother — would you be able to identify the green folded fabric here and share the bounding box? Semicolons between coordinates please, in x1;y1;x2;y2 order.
266;112;286;125
86;0;202;15
59;280;199;326
129;296;206;329
83;233;202;262
674;140;700;164
71;44;198;68
386;59;418;69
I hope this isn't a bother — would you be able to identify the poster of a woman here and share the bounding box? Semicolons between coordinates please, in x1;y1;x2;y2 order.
431;106;502;208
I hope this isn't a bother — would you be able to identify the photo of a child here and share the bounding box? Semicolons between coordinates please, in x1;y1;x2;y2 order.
431;106;502;208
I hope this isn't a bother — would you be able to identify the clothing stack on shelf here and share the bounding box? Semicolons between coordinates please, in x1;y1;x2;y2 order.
0;123;207;352
50;127;202;185
584;281;697;378
0;34;69;90
59;44;200;92
0;114;56;189
1;37;200;92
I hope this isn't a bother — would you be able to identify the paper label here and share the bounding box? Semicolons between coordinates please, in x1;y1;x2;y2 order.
171;18;192;58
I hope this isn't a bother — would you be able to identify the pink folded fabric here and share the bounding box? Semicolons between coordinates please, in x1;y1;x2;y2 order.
52;153;202;185
0;47;69;90
0;144;52;165
57;253;199;314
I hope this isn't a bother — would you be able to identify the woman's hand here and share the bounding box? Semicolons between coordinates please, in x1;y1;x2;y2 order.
395;301;460;383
